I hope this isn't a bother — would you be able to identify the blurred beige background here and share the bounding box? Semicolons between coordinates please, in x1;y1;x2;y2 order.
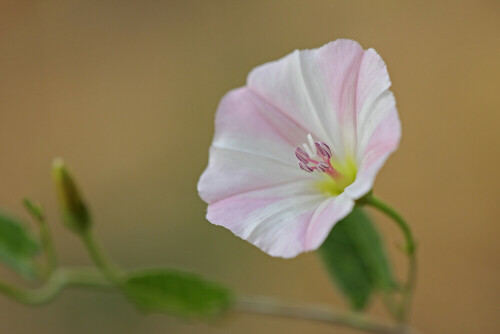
0;1;499;333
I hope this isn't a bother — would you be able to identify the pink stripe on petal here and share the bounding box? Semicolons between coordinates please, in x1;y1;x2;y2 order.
213;88;304;162
315;40;364;125
206;181;327;258
198;147;312;204
199;87;324;204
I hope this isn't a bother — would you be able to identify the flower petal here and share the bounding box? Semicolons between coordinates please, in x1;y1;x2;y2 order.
198;87;321;204
248;39;365;160
212;87;308;164
305;192;355;249
206;180;329;258
199;39;401;258
345;49;401;199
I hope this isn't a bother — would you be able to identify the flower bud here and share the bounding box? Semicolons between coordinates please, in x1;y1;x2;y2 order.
52;158;91;234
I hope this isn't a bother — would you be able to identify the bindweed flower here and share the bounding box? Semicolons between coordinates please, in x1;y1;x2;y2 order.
198;39;401;258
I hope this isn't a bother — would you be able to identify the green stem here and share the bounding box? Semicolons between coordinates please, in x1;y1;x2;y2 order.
235;295;419;334
80;231;123;285
362;195;415;255
361;193;417;323
38;219;58;277
381;291;400;321
0;269;421;333
22;200;58;278
0;267;110;305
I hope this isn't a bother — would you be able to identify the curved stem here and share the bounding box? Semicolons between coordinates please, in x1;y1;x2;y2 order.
23;199;58;278
0;270;420;333
364;195;416;255
361;193;417;323
402;251;417;322
0;267;110;305
0;258;421;334
80;230;123;285
381;291;400;321
235;295;419;334
38;218;58;278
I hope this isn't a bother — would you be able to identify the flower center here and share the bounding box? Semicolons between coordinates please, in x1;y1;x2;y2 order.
295;133;357;196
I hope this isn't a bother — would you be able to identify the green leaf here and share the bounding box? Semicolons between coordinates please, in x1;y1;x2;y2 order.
318;206;395;310
123;269;232;318
0;211;40;278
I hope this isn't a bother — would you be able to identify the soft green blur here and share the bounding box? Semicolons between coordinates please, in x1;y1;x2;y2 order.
0;1;499;333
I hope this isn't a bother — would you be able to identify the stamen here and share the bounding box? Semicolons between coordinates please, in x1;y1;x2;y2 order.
315;142;332;160
294;134;339;178
316;162;329;172
299;161;313;173
295;148;309;164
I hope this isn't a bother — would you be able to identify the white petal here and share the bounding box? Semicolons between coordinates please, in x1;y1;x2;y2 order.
305;192;355;248
206;180;327;258
345;49;401;199
248;40;367;161
198;88;322;204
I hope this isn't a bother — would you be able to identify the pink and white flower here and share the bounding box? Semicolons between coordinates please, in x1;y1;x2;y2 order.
198;39;401;258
